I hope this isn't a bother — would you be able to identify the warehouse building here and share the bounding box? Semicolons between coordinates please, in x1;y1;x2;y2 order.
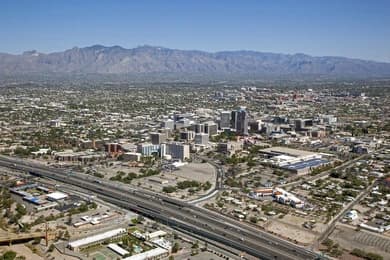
260;146;329;175
122;152;142;162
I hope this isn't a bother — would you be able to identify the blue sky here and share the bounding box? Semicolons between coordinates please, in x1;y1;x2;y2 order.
1;0;389;61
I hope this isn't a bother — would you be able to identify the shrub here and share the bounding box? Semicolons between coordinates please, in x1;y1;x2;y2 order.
351;248;383;260
172;242;180;253
1;251;17;260
162;186;177;193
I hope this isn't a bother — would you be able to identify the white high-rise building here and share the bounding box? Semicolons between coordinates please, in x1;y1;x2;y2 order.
219;111;231;129
162;143;190;161
195;133;209;146
161;119;174;130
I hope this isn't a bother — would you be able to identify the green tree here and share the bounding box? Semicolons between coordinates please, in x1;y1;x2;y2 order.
1;251;17;260
366;253;383;260
48;244;55;252
250;216;258;223
163;186;177;193
15;203;27;216
172;242;180;253
192;241;199;249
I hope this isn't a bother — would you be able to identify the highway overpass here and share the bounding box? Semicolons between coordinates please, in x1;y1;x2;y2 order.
0;155;321;260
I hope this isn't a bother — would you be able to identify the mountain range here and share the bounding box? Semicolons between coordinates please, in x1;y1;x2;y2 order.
1;45;390;79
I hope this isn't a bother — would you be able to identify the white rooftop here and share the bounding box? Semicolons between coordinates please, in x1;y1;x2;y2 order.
68;228;126;248
108;243;129;256
147;230;167;239
47;191;68;200
123;247;168;260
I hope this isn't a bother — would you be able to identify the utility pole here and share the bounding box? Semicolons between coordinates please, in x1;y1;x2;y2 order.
45;221;48;247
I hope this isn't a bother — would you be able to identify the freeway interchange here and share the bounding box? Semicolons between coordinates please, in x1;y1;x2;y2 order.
0;156;320;260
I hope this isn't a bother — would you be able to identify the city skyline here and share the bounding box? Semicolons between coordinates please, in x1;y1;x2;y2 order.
0;2;389;260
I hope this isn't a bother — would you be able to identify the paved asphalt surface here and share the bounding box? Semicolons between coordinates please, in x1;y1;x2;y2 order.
0;155;321;260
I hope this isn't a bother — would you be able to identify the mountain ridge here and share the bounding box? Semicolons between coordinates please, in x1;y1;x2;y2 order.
1;45;390;78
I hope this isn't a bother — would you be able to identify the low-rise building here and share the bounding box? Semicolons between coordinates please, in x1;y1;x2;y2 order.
47;191;68;201
68;228;127;252
259;146;329;175
273;187;304;208
217;141;243;156
122;152;142;162
108;243;130;256
123;247;168;260
53;150;106;163
345;210;358;220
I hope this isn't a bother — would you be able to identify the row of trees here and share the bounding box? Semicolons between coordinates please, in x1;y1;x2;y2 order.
351;248;383;260
110;169;160;184
162;181;212;194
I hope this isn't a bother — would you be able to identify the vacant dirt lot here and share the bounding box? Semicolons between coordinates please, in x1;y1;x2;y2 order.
0;244;43;260
330;224;390;260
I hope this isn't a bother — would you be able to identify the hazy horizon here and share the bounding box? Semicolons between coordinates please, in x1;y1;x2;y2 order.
1;0;389;62
1;44;389;64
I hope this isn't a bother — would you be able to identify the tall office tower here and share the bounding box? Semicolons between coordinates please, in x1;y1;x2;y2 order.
230;110;237;129
233;107;248;136
204;122;218;136
175;118;192;130
249;120;262;132
219;111;231;129
180;131;195;141
194;123;205;133
137;143;160;156
195;133;209;145
165;143;190;161
295;118;313;131
161;119;174;130
150;132;167;145
295;119;304;131
105;143;121;155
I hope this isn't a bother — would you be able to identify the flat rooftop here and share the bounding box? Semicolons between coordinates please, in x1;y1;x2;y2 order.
260;146;316;157
47;191;68;200
282;158;328;170
68;228;126;249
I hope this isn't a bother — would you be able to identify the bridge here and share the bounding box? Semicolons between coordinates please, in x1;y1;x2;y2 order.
0;231;55;245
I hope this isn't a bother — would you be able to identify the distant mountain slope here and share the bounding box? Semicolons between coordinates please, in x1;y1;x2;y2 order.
1;45;390;78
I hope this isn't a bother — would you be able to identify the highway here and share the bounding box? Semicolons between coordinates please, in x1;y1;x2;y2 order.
0;231;47;245
188;155;224;204
0;155;320;260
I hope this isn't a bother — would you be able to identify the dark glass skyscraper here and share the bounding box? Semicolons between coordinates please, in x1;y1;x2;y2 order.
232;107;248;135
